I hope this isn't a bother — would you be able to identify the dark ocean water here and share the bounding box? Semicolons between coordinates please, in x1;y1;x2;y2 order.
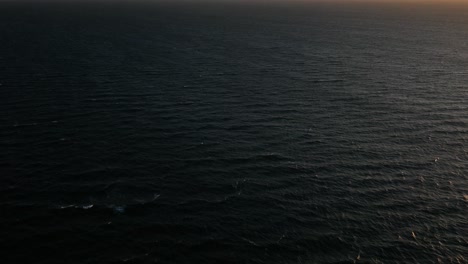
1;2;468;263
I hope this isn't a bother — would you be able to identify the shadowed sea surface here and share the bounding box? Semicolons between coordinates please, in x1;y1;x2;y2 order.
0;2;468;263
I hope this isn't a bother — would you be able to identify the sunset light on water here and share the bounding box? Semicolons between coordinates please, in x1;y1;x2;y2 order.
1;0;467;263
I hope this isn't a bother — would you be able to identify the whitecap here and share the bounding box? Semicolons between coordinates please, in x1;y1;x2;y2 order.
58;204;94;210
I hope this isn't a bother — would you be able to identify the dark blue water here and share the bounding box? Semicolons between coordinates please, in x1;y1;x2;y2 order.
1;2;467;263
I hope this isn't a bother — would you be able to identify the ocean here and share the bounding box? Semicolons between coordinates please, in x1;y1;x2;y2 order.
0;2;467;263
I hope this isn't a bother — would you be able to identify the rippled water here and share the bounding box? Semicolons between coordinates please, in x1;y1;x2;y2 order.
1;2;467;263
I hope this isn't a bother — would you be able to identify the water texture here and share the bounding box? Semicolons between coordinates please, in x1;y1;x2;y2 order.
0;2;467;263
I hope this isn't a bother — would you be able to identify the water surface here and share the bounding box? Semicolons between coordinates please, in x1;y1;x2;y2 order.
1;2;467;263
